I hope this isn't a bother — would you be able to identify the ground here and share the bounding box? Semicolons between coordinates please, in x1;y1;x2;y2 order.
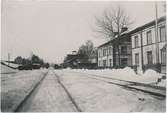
17;71;77;112
55;70;165;112
1;67;48;112
1;67;166;112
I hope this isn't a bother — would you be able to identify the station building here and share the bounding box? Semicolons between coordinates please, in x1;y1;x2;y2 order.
130;16;166;73
97;29;132;68
97;16;166;74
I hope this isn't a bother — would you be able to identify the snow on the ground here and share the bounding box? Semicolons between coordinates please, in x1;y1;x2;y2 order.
18;71;77;112
63;67;166;87
2;62;20;68
0;64;18;74
55;70;165;112
1;69;48;112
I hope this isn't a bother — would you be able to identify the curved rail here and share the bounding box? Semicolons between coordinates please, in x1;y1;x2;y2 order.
67;71;166;98
52;70;82;112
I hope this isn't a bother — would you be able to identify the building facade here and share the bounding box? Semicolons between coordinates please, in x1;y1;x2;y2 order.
112;34;132;68
62;50;98;69
131;16;166;73
89;48;98;64
97;32;132;68
98;42;113;68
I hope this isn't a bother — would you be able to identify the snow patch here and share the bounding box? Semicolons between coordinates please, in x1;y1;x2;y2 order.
63;67;166;88
56;70;166;112
1;70;48;112
143;69;159;76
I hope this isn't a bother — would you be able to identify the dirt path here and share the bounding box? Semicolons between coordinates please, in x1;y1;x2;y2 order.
17;71;78;112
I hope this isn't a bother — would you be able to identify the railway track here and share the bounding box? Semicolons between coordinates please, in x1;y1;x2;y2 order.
68;71;166;99
14;70;49;112
52;70;82;112
12;69;165;112
14;69;82;112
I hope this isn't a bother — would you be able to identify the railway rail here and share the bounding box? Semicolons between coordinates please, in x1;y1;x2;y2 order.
52;70;82;112
10;69;166;112
68;71;166;99
14;69;82;112
14;70;49;112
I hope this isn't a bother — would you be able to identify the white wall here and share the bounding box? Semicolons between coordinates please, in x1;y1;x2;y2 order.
132;48;141;67
98;45;113;67
131;20;166;69
143;44;156;64
131;33;141;49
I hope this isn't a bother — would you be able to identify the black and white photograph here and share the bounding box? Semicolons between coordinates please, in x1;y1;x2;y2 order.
1;0;166;112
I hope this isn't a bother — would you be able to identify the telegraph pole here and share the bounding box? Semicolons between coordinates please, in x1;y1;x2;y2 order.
8;53;10;66
155;2;159;64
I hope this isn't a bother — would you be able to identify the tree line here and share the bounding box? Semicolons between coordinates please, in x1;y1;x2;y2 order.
14;54;49;69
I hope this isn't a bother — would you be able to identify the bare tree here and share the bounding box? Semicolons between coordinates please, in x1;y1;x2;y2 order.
78;40;94;59
163;2;166;12
94;5;133;40
94;5;133;66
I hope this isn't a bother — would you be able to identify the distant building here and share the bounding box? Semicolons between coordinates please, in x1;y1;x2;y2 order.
62;53;83;68
98;41;113;68
97;29;132;68
130;16;166;73
89;48;98;64
62;50;97;69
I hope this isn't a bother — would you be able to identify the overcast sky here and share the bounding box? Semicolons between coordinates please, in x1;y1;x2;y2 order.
1;0;165;63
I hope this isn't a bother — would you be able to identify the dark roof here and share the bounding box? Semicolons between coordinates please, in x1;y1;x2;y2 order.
98;40;112;48
129;16;166;34
98;16;166;48
98;32;130;48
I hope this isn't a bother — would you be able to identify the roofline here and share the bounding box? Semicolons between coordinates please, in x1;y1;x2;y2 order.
97;32;130;48
129;16;166;34
97;40;112;48
97;16;166;48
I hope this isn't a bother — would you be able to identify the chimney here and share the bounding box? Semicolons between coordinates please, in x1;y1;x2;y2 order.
113;32;118;36
121;27;128;33
72;51;77;55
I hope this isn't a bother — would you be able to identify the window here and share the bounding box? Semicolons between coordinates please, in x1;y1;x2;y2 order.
146;31;152;44
103;49;105;56
147;51;153;64
121;58;128;66
106;48;108;55
161;48;166;65
103;60;106;67
134;35;139;47
109;59;112;67
98;51;100;57
135;53;139;65
98;61;101;66
103;49;107;56
121;46;127;54
108;47;111;55
160;26;166;42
